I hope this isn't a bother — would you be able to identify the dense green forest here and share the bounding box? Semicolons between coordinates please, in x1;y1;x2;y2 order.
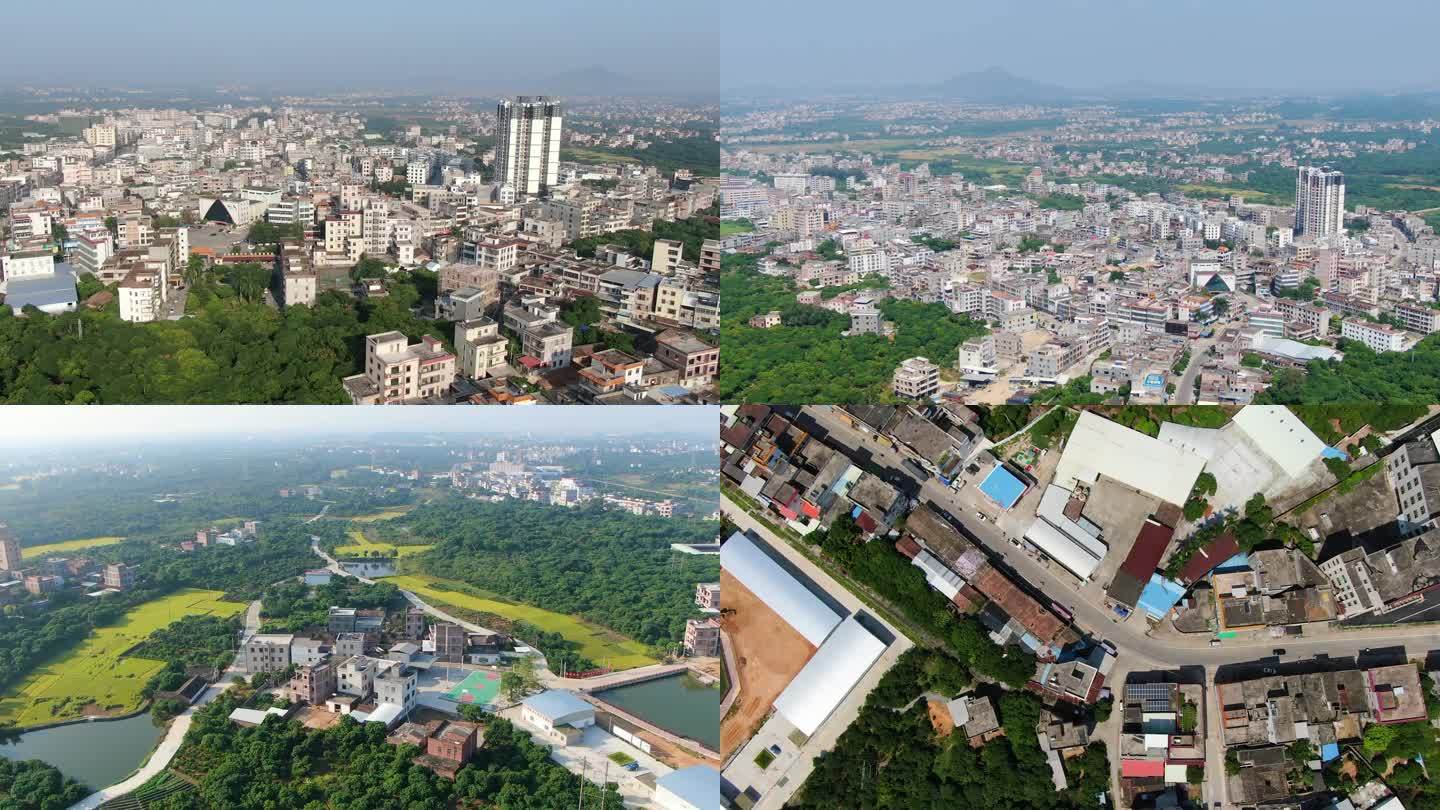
0;272;447;403
164;688;621;810
0;758;89;809
788;648;1109;810
385;500;717;647
570;207;719;264
573;134;719;175
0;459;412;544
719;261;987;402
1257;336;1440;404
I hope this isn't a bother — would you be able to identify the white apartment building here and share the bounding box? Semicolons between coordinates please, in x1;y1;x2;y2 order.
117;270;160;323
0;251;55;293
495;96;563;197
342;332;457;404
1341;318;1406;352
455;318;509;379
893;357;940;399
1295;166;1345;237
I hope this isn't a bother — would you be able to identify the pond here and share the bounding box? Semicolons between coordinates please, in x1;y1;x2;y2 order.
0;711;163;791
592;672;720;751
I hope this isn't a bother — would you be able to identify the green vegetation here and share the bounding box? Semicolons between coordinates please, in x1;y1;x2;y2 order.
754;749;776;769
911;235;959;252
20;535;124;559
569;209;718;264
1029;408;1079;450
806;514;1035;688
720;267;987;403
1037;194;1084;211
0;275;450;403
244;221;302;245
1257;334;1440;404
132;614;242;683
790;648;1109;809
0;758;89;808
381;574;655;671
720;219;754;236
0;589;244;728
259;579;402;634
819;274;889;299
394;499;715;651
165;690;622;810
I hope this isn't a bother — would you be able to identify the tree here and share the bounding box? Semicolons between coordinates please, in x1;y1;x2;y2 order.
1363;723;1398;755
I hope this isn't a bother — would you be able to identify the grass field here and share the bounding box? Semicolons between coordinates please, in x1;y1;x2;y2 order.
333;527;433;558
346;506;415;523
1176;184;1286;205
382;574;657;670
0;589;245;728
720;221;753;236
22;536;125;559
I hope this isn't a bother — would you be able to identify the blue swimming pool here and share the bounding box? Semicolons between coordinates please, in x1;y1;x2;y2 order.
978;466;1026;510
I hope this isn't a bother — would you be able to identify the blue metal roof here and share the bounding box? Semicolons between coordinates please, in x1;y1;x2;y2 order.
978;466;1026;510
655;765;719;810
1136;574;1187;620
521;689;593;721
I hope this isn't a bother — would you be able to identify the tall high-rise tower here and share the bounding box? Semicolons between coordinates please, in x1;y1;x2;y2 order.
495;96;563;198
0;523;21;571
1295;165;1345;237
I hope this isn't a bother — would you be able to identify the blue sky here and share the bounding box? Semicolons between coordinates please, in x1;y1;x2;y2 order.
0;0;715;94
721;0;1440;94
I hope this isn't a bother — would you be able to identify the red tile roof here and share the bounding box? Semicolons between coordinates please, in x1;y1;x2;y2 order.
1121;759;1166;778
1118;520;1174;583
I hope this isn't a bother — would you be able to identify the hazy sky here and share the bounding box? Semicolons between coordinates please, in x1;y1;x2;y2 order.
722;0;1440;95
0;406;716;444
0;0;715;94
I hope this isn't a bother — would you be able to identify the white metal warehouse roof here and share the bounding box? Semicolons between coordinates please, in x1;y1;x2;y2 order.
721;531;842;646
1053;411;1205;507
772;615;887;736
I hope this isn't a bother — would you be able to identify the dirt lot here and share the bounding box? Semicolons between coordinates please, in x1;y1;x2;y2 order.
927;699;954;737
294;705;341;730
719;571;816;757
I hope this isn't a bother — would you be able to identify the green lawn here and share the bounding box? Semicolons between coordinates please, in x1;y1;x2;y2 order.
0;589;245;728
720;221;754;236
382;574;656;670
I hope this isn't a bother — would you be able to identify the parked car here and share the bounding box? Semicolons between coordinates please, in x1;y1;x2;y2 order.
1273;648;1286;656
1210;639;1221;647
768;744;782;755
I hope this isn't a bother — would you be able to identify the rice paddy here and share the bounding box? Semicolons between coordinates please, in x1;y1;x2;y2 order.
21;536;126;559
0;589;245;728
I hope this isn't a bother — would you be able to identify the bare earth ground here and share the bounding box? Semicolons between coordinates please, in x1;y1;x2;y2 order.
719;570;817;757
927;699;955;737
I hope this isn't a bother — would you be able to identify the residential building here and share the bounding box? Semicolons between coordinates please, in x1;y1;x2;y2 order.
893;356;940;399
0;525;21;571
455;318;509;380
244;634;295;673
289;661;337;705
1341;319;1406;352
654;329;719;387
343;332;456;404
695;582;720;611
431;622;465;663
683;617;720;657
102;563;134;590
495;97;563;197
1295;166;1345;237
520;690;595;746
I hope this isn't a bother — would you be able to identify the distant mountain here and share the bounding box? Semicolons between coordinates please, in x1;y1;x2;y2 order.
928;67;1075;102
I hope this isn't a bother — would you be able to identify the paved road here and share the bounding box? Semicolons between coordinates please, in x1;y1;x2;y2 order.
721;495;913;810
70;596;263;810
1173;331;1221;405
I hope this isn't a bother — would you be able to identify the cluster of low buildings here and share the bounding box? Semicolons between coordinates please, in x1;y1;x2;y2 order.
724;154;1440;403
1;97;721;405
0;523;138;603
